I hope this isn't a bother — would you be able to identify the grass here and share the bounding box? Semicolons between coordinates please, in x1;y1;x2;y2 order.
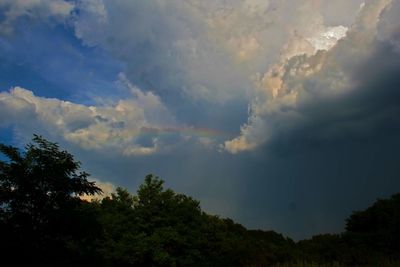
271;262;400;267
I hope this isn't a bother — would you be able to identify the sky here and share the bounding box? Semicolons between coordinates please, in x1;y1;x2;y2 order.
1;0;400;240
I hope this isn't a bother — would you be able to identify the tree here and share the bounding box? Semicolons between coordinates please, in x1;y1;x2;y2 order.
97;175;206;267
344;193;400;262
0;135;101;266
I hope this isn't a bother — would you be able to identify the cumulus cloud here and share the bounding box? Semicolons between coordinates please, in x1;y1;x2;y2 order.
0;0;74;35
0;81;177;156
64;0;371;143
225;0;399;153
377;0;400;52
71;0;360;104
72;0;251;103
2;0;397;156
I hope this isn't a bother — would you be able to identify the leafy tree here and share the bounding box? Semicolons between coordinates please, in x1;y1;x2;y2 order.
97;175;206;267
2;135;400;266
0;135;101;266
94;187;140;266
297;234;349;264
344;193;400;262
296;193;400;266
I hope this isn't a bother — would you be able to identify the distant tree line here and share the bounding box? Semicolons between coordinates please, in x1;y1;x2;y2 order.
0;136;399;266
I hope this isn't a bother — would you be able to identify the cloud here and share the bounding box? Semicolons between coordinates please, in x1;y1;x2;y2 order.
2;0;400;240
71;0;251;104
2;0;386;154
225;0;399;153
377;0;400;52
80;178;115;202
0;0;74;35
0;81;178;155
66;0;371;140
72;0;358;105
318;0;365;26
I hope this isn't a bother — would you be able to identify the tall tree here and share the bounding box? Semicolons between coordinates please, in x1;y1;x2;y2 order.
345;193;400;261
0;135;101;266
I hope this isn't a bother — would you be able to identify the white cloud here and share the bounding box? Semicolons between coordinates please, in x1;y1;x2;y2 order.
72;0;250;103
2;0;393;156
71;0;360;104
306;26;348;51
225;0;394;153
0;81;176;156
72;0;108;46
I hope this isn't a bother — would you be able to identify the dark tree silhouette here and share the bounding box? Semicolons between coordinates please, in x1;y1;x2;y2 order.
0;135;101;266
344;193;400;262
1;135;399;267
97;175;206;267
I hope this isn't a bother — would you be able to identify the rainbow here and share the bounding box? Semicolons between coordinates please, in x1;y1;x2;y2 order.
139;126;230;139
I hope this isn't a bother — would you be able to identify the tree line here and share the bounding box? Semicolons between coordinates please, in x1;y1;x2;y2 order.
1;135;399;266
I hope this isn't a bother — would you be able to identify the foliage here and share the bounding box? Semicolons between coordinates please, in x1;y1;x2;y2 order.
0;135;101;266
343;193;400;263
1;136;399;266
295;194;400;266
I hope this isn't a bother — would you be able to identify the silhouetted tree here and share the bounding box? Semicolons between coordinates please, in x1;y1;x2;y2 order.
344;193;400;262
2;135;399;266
96;175;207;267
0;135;101;266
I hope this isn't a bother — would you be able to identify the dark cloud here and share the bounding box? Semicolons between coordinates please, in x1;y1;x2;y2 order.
73;17;400;240
241;130;400;239
274;39;400;147
70;118;400;240
232;31;400;239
